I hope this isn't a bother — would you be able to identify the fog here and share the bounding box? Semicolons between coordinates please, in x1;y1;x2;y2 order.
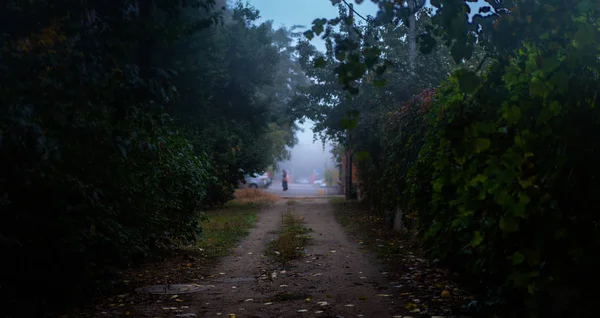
276;119;337;181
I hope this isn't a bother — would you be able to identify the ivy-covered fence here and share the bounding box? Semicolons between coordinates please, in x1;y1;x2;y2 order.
362;28;600;318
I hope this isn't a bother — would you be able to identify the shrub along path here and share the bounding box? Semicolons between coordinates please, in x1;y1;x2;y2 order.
85;198;470;317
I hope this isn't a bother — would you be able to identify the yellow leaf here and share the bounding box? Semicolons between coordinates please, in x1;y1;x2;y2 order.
441;290;450;297
405;302;418;310
125;311;131;315
358;296;368;300
175;299;184;303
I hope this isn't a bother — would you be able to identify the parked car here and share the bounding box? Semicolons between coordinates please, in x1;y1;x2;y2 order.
240;172;271;189
314;179;324;186
257;172;272;187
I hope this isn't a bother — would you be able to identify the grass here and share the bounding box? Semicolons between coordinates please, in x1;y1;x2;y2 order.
227;188;279;207
196;207;258;259
193;188;278;259
267;208;311;264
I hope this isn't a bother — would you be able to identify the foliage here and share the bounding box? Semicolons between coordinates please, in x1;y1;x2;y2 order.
0;0;307;315
410;27;600;316
299;0;600;316
169;4;305;192
368;88;435;223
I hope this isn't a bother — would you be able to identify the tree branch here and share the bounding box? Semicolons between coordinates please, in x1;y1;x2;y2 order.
342;0;369;22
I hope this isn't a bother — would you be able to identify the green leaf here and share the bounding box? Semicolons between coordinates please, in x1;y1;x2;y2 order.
511;251;525;265
312;24;324;36
457;70;480;94
432;179;443;192
303;30;314;40
504;105;521;125
468;174;487;187
474;138;491;153
529;77;548;97
499;216;519;232
314;57;326;68
470;231;483;247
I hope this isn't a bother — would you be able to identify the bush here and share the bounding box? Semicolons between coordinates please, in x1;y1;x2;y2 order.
0;104;211;314
0;15;214;315
363;89;435;224
366;38;600;317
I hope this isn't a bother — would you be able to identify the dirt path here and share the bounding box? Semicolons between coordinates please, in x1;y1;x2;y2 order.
112;199;411;317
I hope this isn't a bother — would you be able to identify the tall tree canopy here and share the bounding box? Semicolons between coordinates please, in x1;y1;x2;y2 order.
297;0;600;316
0;0;309;315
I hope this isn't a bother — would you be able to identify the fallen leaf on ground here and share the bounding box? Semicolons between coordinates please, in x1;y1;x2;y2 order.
297;309;308;312
377;294;391;297
441;290;450;297
264;302;272;305
358;296;368;300
405;303;418;311
317;301;328;306
170;295;178;299
244;299;253;302
345;304;354;307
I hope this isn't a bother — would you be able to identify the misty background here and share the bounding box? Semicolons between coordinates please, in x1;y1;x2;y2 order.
246;0;379;178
